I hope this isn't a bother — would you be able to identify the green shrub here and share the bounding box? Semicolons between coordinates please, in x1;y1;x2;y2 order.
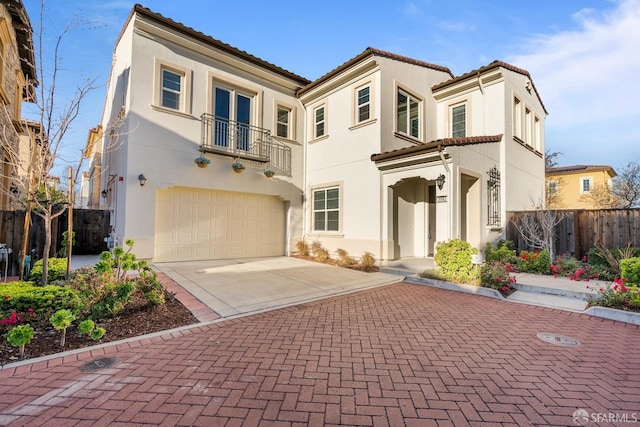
50;309;76;347
77;319;95;335
587;279;640;312
5;324;35;357
419;268;449;281
28;258;68;284
484;240;517;264
90;281;136;319
620;257;640;286
138;270;166;306
434;239;479;283
90;327;106;340
0;282;82;318
516;249;551;274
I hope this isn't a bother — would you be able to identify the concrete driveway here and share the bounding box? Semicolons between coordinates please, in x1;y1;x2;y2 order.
154;256;399;318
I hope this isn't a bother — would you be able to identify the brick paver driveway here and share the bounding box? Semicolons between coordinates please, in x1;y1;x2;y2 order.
1;283;638;426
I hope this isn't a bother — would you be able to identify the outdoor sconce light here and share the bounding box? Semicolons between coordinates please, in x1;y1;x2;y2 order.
436;174;446;190
138;174;147;187
101;189;109;198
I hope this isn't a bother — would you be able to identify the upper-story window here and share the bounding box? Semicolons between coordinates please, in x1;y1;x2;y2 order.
213;85;254;150
314;105;326;139
547;180;558;194
580;177;592;193
154;59;191;114
397;88;420;139
276;106;291;138
451;104;466;138
356;85;370;123
513;96;522;139
161;68;182;110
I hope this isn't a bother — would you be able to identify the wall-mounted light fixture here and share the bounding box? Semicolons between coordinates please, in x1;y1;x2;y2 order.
101;189;110;198
436;174;446;190
138;174;147;187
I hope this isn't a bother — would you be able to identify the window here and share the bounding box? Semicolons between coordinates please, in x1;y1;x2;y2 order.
213;85;253;150
161;68;182;110
548;180;558;194
513;97;521;139
154;59;191;114
525;108;532;144
451;104;466;138
581;178;592;193
356;85;370;123
314;105;325;139
397;89;420;138
487;167;501;227
276;106;291;138
533;116;541;150
313;187;340;231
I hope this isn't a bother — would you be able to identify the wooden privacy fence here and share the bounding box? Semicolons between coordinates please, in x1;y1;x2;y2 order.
0;209;110;276
506;209;640;260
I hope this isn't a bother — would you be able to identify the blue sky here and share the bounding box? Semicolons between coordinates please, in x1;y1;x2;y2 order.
22;0;640;175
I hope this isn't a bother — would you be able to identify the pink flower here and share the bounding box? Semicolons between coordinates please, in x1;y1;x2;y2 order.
495;277;502;282
501;286;509;292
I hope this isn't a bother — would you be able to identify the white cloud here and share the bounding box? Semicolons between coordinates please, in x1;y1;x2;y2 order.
509;0;640;130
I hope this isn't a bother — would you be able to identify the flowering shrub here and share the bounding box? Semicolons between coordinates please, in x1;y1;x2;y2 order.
516;249;551;274
484;240;517;264
0;308;36;327
549;253;582;278
481;261;516;295
587;278;640;312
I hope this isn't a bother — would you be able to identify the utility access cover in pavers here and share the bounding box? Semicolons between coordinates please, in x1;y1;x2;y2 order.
79;357;117;372
536;332;580;346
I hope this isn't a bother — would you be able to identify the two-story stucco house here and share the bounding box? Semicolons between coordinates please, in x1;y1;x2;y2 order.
546;165;617;209
93;5;547;263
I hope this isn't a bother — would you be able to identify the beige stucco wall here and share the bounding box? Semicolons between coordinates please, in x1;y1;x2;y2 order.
100;13;306;259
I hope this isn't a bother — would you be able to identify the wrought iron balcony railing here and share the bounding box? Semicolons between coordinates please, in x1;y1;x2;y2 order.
200;113;291;175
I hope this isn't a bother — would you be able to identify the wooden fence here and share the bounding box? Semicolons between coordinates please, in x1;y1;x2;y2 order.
506;209;640;259
0;209;110;276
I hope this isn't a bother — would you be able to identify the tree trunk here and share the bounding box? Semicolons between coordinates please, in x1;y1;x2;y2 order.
19;203;32;280
42;207;52;285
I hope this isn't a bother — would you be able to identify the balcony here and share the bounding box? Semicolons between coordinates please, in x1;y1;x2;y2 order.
200;113;291;176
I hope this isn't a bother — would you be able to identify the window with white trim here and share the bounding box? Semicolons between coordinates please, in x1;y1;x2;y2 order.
534;116;541;150
314;105;325;139
547;180;558;194
525;108;532;144
397;88;420;139
356;85;370;123
276;105;291;139
154;60;191;114
580;177;592;193
451;103;466;138
313;187;340;232
513;97;522;139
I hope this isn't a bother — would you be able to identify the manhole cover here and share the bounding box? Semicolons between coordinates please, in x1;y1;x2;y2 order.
80;357;117;372
536;333;580;347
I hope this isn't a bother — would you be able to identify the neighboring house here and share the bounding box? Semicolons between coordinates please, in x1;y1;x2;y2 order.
95;5;547;262
546;165;617;209
78;125;103;208
0;0;37;210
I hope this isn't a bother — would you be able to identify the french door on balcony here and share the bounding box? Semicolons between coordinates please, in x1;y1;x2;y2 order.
214;86;252;151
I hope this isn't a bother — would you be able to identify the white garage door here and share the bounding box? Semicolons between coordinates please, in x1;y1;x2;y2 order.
155;187;286;262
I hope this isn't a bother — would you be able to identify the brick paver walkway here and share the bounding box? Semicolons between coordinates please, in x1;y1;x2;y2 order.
0;283;638;426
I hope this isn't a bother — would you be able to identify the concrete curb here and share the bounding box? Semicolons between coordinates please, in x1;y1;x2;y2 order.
404;276;505;300
512;282;592;300
583;306;640;326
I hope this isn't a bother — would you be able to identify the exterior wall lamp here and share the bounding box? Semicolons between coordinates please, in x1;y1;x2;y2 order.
436;174;446;190
101;189;109;198
138;174;147;187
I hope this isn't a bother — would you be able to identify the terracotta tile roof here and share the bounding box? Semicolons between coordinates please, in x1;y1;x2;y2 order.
432;60;548;115
371;134;503;162
131;4;310;85
546;164;617;176
297;47;453;96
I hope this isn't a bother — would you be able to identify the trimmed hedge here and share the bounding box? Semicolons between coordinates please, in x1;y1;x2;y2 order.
0;281;82;318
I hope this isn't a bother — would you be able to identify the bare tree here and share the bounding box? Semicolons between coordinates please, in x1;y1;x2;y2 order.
0;3;98;284
512;200;567;261
545;150;563;169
